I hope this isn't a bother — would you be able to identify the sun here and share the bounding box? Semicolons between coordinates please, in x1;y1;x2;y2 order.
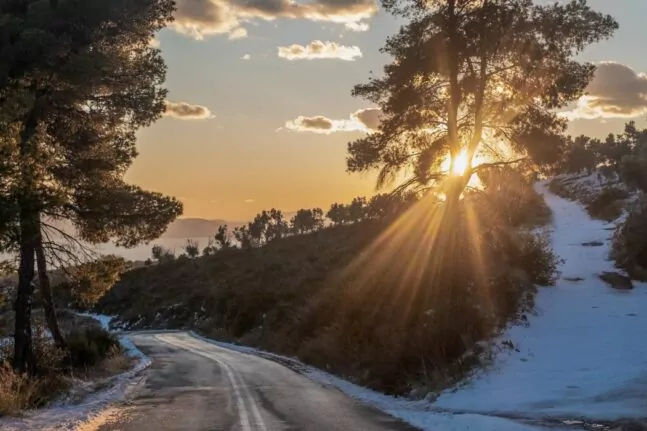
452;150;469;176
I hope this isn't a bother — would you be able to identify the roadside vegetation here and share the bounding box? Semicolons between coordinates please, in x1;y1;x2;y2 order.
0;318;128;416
0;0;180;416
99;174;558;394
549;121;647;277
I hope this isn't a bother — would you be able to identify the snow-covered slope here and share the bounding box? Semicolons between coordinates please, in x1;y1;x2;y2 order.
434;181;647;421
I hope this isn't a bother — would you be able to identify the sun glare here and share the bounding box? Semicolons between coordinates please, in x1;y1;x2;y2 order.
452;151;469;176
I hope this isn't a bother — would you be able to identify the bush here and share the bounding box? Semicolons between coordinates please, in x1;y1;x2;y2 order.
507;232;561;286
476;168;551;228
66;327;120;368
620;155;647;192
611;195;647;280
585;187;629;221
0;330;70;416
0;363;37;416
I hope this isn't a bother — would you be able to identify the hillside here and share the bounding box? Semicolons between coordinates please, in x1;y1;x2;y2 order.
433;182;647;424
96;185;555;395
95;181;647;429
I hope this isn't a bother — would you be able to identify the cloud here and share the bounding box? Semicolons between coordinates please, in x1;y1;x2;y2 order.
278;40;361;61
164;101;214;120
172;0;376;40
283;108;382;134
563;62;647;120
241;53;251;60
352;107;382;130
244;199;255;203
344;21;369;31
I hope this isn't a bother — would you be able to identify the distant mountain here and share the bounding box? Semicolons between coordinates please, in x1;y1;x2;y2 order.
161;218;245;239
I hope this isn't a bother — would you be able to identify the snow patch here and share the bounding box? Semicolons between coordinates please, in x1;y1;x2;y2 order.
76;312;114;331
433;181;647;422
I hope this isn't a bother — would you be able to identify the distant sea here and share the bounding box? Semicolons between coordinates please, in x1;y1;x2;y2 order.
95;237;214;262
0;237;214;265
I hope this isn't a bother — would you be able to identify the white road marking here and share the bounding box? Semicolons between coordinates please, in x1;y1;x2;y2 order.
154;333;268;431
177;335;268;430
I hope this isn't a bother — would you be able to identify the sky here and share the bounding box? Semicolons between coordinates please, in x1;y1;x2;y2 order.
124;0;647;221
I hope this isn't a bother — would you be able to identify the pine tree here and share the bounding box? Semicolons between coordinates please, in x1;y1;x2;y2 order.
0;0;180;374
348;0;617;204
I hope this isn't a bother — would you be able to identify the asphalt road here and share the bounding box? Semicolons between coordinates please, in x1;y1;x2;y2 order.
97;332;419;431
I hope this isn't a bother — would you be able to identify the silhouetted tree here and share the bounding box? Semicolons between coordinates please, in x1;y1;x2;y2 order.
327;203;349;225
347;197;368;222
348;0;617;205
245;209;289;244
233;225;254;250
215;225;233;249
0;0;179;373
561;136;599;174
63;255;127;308
290;208;325;234
266;209;289;241
152;245;175;263
366;194;395;219
185;240;200;259
620;156;647;192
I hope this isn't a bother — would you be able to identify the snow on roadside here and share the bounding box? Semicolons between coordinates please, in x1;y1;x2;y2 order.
76;312;113;331
188;331;565;430
433;181;647;422
0;314;151;431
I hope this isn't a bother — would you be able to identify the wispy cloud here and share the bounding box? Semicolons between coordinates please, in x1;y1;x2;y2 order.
241;53;251;60
171;0;376;40
282;108;382;134
563;62;647;120
278;40;361;61
164;101;214;120
244;199;255;203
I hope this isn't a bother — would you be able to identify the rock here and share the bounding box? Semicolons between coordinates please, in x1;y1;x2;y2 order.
563;277;585;282
599;271;634;290
610;420;647;431
581;241;604;247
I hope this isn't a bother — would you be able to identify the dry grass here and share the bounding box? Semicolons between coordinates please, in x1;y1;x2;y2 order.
87;346;132;379
0;327;131;417
0;362;70;417
0;364;39;416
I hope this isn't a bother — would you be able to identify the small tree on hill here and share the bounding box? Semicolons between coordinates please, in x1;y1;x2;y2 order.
347;197;368;223
290;208;325;234
265;209;289;241
233;225;254;250
152;245;175;263
215;225;233;249
327;203;349;225
561;136;599;174
185;240;200;259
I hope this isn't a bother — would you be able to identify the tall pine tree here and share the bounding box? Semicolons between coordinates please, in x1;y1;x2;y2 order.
348;0;617;204
0;0;181;374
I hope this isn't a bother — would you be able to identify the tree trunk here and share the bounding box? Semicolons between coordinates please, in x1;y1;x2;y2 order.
13;89;46;375
34;217;66;348
13;206;37;375
445;174;466;210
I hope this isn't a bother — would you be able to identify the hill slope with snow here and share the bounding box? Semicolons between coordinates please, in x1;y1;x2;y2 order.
433;181;647;423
